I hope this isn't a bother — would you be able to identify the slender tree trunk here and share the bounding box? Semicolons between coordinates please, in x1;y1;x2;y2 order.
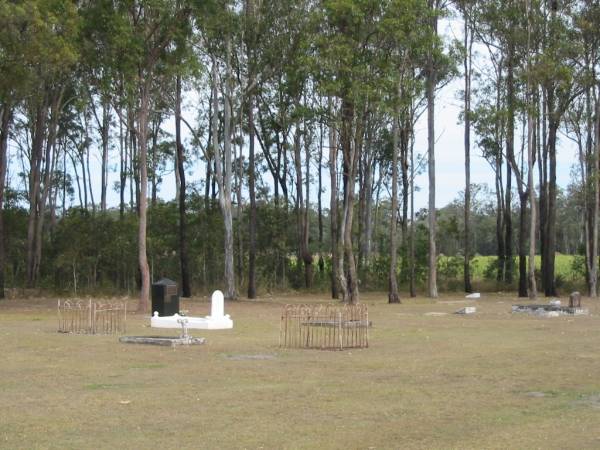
235;114;243;283
518;191;528;297
318;118;324;273
329;99;340;299
589;88;600;297
26;102;47;288
495;157;505;282
303;121;313;288
34;91;62;282
247;86;257;299
338;95;360;304
0;107;10;299
409;118;416;297
400;116;409;277
101;101;110;212
463;12;473;293
175;75;191;297
212;53;236;300
136;81;151;313
388;113;400;304
526;0;537;299
119;106;126;219
545;118;558;296
505;165;513;284
426;1;438;298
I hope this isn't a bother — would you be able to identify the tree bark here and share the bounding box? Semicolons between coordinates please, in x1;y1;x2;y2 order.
338;95;360;304
544;118;558;296
526;0;537;299
388;113;400;304
175;75;191;297
136;81;151;313
247;80;257;299
0;106;10;299
329;99;340;299
463;11;473;293
409;116;416;297
101;101;110;212
26;102;48;288
589;87;600;297
212;53;236;300
426;1;438;298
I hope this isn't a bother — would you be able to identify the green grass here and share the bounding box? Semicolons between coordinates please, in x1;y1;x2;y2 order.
468;254;581;283
2;293;600;449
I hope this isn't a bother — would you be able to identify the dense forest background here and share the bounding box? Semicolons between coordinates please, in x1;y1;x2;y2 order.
1;0;599;310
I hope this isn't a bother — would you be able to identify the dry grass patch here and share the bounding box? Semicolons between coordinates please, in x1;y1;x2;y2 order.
1;292;600;449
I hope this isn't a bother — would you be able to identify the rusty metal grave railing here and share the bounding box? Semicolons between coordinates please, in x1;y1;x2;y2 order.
280;304;369;350
58;299;127;335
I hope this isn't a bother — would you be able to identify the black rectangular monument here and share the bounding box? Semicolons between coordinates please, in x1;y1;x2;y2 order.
151;278;179;316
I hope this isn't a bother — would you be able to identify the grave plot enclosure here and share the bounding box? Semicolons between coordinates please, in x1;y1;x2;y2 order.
58;299;127;334
280;304;369;350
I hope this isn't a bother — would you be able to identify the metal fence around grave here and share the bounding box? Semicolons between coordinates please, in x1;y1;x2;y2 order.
280;304;369;350
58;299;127;334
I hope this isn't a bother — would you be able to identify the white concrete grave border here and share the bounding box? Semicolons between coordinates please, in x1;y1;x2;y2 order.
151;290;233;330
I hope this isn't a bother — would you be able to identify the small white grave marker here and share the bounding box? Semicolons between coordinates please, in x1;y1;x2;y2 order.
455;306;476;315
210;290;225;318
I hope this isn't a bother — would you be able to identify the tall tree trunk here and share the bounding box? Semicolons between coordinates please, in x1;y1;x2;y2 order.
26;102;48;288
247;86;257;299
526;0;537;299
119;105;126;219
136;81;151;313
517;191;528;297
505;165;513;284
0;107;10;299
495;157;505;282
400;115;409;277
338;95;360;304
303;121;313;288
235;114;243;282
426;1;438;298
589;87;600;297
388;113;400;304
527;112;537;298
329;101;340;299
463;12;473;293
34;91;62;283
212;53;236;300
544;117;558;296
175;75;191;297
246;0;257;299
318;118;324;273
101;101;110;212
409;119;416;297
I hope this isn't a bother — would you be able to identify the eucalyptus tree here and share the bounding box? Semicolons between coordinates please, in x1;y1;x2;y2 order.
567;1;600;297
83;0;193;311
314;0;391;304
456;0;475;293
0;1;80;288
379;0;432;303
533;0;582;296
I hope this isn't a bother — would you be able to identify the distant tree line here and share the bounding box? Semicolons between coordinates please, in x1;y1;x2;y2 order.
0;1;599;309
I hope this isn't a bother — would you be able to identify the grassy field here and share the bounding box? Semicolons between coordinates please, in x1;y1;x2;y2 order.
470;254;579;281
2;292;600;449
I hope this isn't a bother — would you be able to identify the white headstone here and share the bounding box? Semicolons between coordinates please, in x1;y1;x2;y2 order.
211;290;225;318
465;293;481;299
455;306;476;315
